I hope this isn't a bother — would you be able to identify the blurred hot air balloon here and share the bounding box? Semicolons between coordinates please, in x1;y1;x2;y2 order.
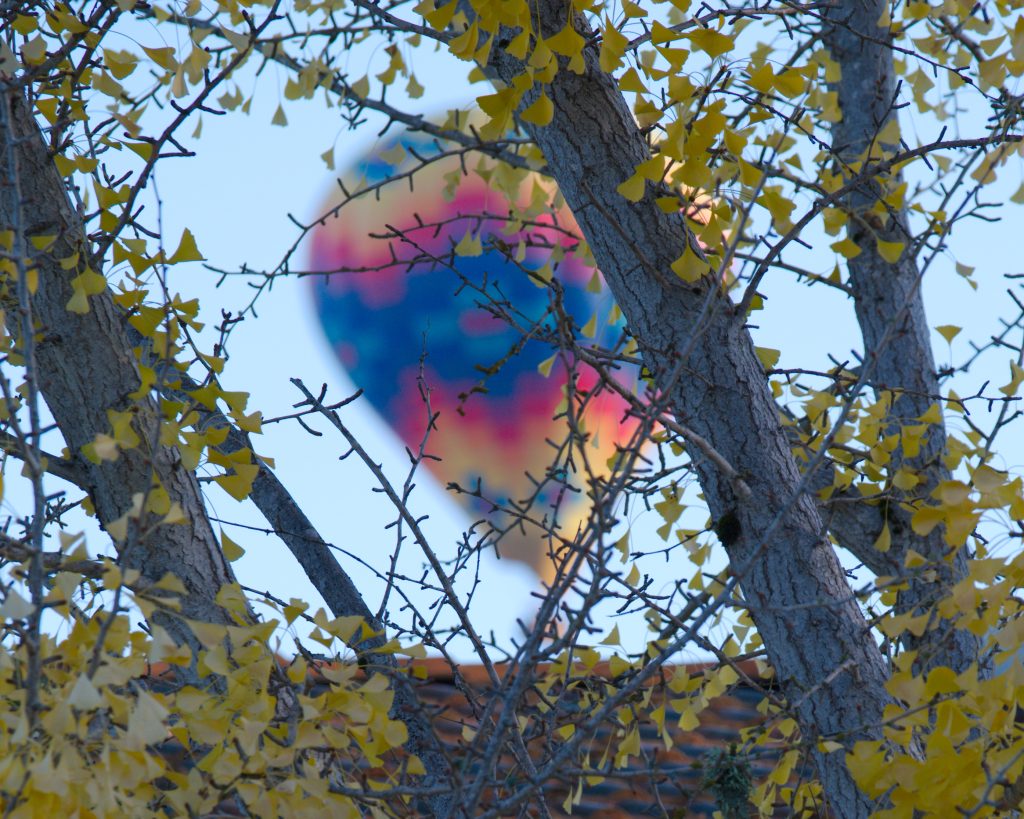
307;124;638;582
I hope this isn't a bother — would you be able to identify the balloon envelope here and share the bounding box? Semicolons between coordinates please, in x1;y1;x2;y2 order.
308;131;637;577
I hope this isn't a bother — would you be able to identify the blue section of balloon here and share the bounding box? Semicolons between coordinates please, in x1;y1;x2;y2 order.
307;130;636;572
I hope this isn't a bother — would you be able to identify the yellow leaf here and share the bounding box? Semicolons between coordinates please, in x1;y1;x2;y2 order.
1000;361;1024;396
831;237;862;259
873;524;891;553
755;346;780;370
163;502;186;525
581;312;598;338
600;19;628;73
616;173;645;202
601;625;621;645
424;0;457;29
972;464;1005;494
67;675;103;711
169;229;204;263
91;71;124;99
0;590;34;619
284;598;309;625
349;75;370;99
143;45;177;70
635;155;666;181
678;708;699;731
167;68;191;100
520;92;553;126
685;28;733;58
670;245;706;282
124;691;169;750
876;240;904;263
618;67;646;93
891;468;919;491
12;14;38;34
910;506;943;537
773;68;805;98
546;24;584;57
923;667;958;697
935;325;960;344
232;409;262;433
454;231;482;256
214;470;255;501
746;62;774;94
89;433;120;462
106;514;129;543
449;21;480;61
20;36;47;65
943;503;979;546
126;141;154;160
222;530;245;562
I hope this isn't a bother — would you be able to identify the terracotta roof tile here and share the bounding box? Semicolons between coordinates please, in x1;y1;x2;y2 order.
150;659;810;816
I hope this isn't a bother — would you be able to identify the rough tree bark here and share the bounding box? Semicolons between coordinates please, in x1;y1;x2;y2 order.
823;0;980;675
0;87;454;816
0;90;236;644
479;2;896;814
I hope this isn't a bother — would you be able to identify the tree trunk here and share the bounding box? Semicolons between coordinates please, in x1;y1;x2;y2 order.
823;0;980;676
483;3;893;814
1;89;236;644
0;87;454;815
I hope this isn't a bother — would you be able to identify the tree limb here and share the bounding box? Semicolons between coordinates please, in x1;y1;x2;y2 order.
475;3;892;814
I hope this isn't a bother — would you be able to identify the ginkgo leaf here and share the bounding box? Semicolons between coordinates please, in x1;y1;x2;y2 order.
671;246;706;282
873;524;891;553
618;67;647;93
600;625;622;645
876;240;904;263
0;590;33;619
67;675;103;711
910;506;944;537
580;312;597;338
222;530;245;562
755;346;781;370
520;91;553;126
169;229;204;264
685;28;733;58
617;173;645;202
831;237;861;259
746;62;774;94
124;691;169;750
537;354;556;377
773;68;805;98
454;231;482;256
1000;361;1024;396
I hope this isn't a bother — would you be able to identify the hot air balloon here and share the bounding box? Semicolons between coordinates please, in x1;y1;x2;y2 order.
307;124;639;582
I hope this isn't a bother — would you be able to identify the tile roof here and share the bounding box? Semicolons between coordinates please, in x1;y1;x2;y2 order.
402;659;787;817
150;658;808;817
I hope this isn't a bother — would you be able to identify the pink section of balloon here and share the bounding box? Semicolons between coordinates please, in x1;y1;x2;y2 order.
307;131;639;580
